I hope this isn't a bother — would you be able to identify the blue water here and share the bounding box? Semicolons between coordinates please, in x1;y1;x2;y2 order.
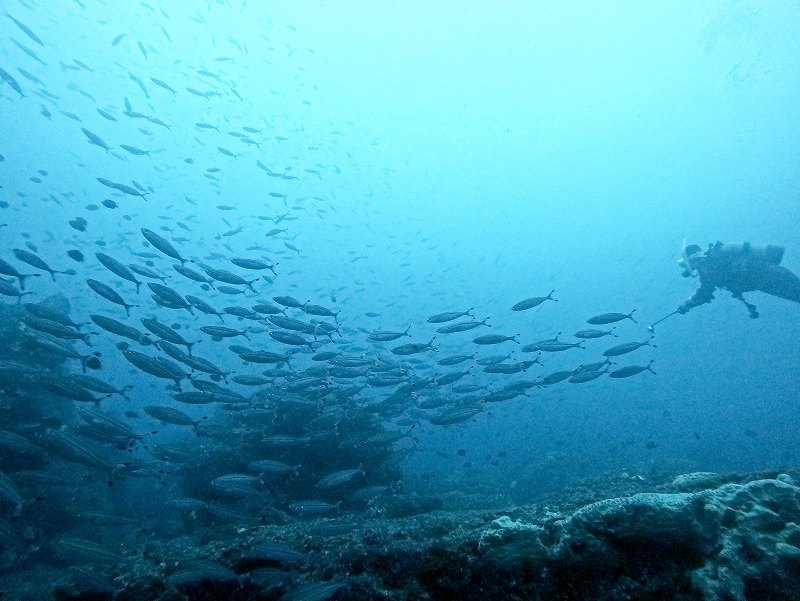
1;0;800;513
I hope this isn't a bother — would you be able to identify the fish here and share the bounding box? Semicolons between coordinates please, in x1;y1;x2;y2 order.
149;77;176;94
568;369;608;383
248;459;298;476
121;349;187;388
392;338;437;355
483;359;539;374
436;369;473;385
186;295;225;322
574;359;613;373
217;146;238;158
148;283;192;313
574;328;617;339
21;302;82;330
82;128;111;152
17;68;43;85
128;264;165;281
252;302;286;316
287;499;340;515
303;303;339;321
78;407;142;440
90;314;151;345
146;116;170;129
97;108;117;121
200;325;251;340
368;327;411;342
473;334;519;345
86;279;137;315
0;278;33;304
438;353;475;366
120;144;150;156
13;249;72;280
536;341;584;352
232;375;270;386
237;350;290;366
269;331;314;349
41;375;104;404
174;264;216;288
200;264;257;292
609;360;657;378
273;295;305;308
427;308;473;323
0;67;25;97
96;253;141;292
0;258;40;289
521;334;563;353
317;467;364;488
22;315;91;345
96;177;148;198
602;338;656;357
144;405;200;428
224;306;259;319
3;11;45;46
69;375;132;399
511;290;557;311
11;39;45;65
587;310;637;325
173;390;231;405
141;318;197;354
436;317;490;334
141;228;187;263
541;370;575;385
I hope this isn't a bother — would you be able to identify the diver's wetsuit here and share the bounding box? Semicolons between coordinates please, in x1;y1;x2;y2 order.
678;242;800;318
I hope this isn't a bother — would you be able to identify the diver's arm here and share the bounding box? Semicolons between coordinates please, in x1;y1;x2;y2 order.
677;283;715;314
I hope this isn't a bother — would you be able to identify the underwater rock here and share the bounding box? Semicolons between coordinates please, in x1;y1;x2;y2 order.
4;471;799;600
671;471;740;492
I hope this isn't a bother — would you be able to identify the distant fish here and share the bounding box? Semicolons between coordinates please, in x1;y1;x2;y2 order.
217;146;237;158
0;67;24;97
10;39;45;66
82;128;111;152
3;10;45;46
120;144;150;156
96;177;148;198
149;77;175;94
96;108;117;121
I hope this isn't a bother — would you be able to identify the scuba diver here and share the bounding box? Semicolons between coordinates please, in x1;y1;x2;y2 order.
650;241;800;331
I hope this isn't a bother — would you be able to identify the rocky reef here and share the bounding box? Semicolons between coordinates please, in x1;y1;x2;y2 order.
4;470;799;600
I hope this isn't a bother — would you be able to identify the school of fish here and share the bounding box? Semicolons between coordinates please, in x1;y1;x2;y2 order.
0;2;660;596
